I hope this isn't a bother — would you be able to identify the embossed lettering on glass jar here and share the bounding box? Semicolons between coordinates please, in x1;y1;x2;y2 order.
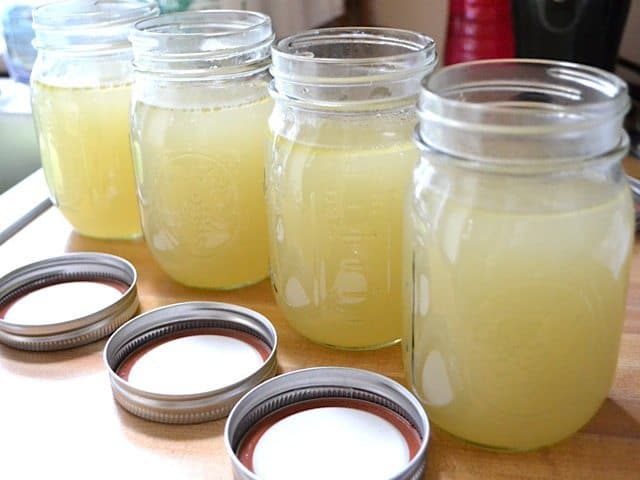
268;28;437;350
130;10;274;289
406;59;632;450
31;0;158;240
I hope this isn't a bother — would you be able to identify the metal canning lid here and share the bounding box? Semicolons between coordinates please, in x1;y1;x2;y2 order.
104;301;278;424
225;367;430;480
0;253;138;351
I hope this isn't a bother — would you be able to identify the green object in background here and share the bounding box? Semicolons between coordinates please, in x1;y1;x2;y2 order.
156;0;193;13
156;0;252;14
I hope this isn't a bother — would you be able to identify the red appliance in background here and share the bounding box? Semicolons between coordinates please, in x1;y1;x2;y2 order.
445;0;515;65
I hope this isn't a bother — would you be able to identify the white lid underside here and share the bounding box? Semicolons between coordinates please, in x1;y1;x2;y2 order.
252;406;411;480
3;281;122;326
126;334;264;395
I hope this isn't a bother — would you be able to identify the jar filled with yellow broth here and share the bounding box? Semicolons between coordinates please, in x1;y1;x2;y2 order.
267;29;437;349
406;60;632;451
31;0;158;239
129;11;274;289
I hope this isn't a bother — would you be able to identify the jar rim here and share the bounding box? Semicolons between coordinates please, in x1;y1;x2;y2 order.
270;27;437;108
419;58;629;121
130;10;274;79
33;0;158;29
33;0;159;52
272;27;435;66
416;59;630;161
131;10;271;40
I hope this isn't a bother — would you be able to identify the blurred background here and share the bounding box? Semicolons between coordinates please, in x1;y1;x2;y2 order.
1;0;639;194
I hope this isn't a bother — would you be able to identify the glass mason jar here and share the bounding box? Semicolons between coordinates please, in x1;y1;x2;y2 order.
405;59;632;450
130;10;274;290
267;28;437;349
31;0;158;239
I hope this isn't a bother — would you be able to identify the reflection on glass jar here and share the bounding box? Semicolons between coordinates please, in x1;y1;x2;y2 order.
30;0;157;239
406;59;633;450
130;11;273;289
2;2;38;83
267;28;437;349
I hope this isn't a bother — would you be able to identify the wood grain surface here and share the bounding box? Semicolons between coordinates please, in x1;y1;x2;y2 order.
0;206;638;479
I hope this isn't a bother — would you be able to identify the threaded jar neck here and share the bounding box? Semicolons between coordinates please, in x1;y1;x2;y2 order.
270;27;437;111
33;0;159;53
416;59;630;168
130;10;273;80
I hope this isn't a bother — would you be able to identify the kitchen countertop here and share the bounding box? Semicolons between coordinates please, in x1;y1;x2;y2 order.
0;172;638;479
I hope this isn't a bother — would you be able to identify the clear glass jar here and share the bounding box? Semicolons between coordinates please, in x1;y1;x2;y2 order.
406;59;632;450
31;0;158;239
267;28;437;349
130;10;274;290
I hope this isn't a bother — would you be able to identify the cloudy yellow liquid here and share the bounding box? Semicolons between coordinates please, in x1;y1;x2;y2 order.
31;82;141;239
267;112;418;349
406;167;633;450
131;96;271;289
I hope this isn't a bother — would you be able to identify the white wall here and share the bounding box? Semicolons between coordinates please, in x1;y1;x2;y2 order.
368;0;449;59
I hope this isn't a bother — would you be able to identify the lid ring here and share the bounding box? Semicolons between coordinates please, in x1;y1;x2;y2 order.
0;253;138;351
104;301;278;424
225;367;430;480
